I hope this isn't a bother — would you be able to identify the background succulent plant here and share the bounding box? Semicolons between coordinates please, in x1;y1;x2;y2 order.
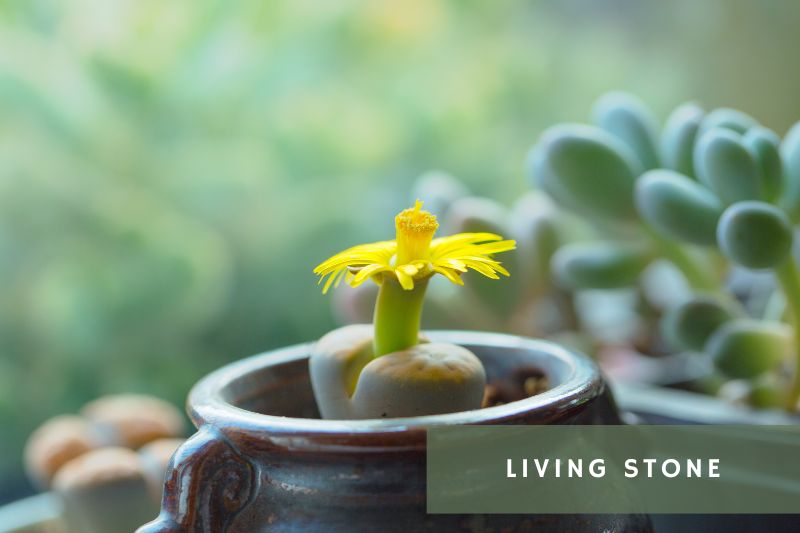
529;92;800;412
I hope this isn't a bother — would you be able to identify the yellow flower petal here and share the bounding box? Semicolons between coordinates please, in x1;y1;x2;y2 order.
430;232;504;252
313;205;515;293
395;268;415;290
462;260;500;278
322;271;339;294
352;263;392;285
471;239;517;255
441;258;467;272
433;266;464;285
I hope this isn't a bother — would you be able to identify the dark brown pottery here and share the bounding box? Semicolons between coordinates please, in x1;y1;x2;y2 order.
137;331;651;532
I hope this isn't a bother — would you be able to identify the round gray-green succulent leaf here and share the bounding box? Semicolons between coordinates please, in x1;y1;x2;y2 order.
706;319;792;379
716;201;793;270
743;126;783;203
635;169;723;246
662;294;742;352
530;124;642;222
660;102;704;179
694;128;762;205
592;91;661;171
509;193;562;294
780;120;800;219
551;241;653;290
698;108;759;137
526;128;591;214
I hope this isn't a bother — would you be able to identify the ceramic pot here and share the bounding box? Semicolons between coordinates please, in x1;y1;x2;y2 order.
137;331;651;532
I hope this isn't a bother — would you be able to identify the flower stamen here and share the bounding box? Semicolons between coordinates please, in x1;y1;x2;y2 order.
313;201;515;294
395;200;439;265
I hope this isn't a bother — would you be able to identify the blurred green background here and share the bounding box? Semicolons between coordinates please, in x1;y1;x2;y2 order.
3;0;800;501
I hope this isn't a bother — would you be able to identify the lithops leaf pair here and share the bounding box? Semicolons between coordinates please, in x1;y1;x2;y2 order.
310;325;485;419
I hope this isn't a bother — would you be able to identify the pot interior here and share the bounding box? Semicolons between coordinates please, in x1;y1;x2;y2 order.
215;331;588;420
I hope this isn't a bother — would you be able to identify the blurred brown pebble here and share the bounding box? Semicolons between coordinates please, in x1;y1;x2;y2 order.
482;367;550;408
138;438;185;502
523;374;550;397
81;394;185;449
24;415;101;489
53;447;158;533
482;384;502;408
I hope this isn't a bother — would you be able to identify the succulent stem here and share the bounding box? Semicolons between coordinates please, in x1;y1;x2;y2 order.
373;276;428;358
645;228;718;291
775;259;800;412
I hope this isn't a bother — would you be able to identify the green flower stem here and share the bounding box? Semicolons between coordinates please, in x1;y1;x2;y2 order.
644;228;718;291
373;276;429;358
775;259;800;412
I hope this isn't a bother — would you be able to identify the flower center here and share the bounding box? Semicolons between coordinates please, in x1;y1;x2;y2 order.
395;200;438;265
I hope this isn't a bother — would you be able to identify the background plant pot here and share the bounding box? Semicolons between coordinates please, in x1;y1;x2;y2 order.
599;347;714;391
614;381;800;533
613;380;800;425
0;493;63;533
136;331;651;532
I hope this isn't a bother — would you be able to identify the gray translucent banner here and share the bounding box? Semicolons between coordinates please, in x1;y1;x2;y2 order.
427;425;800;514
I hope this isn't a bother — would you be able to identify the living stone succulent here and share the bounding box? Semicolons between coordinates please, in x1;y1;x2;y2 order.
311;201;516;419
529;91;800;412
310;325;486;419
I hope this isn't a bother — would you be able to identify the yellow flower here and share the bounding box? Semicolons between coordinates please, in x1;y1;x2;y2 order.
314;200;516;293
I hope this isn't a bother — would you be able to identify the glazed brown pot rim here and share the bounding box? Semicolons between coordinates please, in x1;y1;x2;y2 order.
187;331;604;449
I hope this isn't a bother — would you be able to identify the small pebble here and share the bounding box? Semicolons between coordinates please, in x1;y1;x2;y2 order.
53;447;157;533
523;375;550;396
81;394;184;449
24;415;100;489
482;367;550;407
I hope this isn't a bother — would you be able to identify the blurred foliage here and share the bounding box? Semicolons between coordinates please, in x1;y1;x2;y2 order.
3;0;800;499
